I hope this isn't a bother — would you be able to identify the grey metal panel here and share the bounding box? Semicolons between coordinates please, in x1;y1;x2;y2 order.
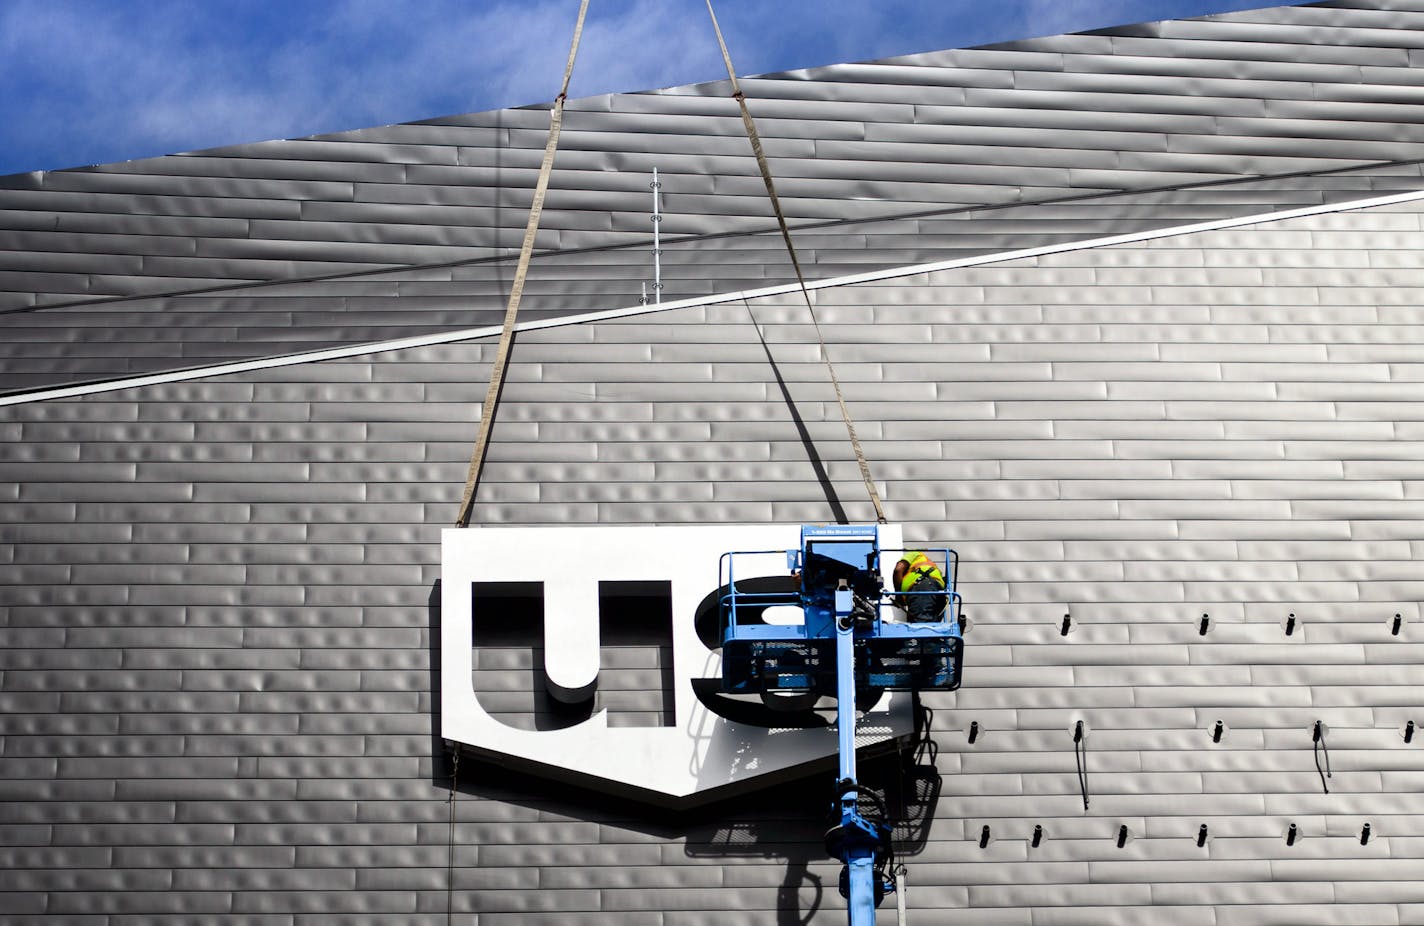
8;2;1424;394
1157;18;1424;48
5;159;1420;393
2;194;1424;922
1105;33;1410;67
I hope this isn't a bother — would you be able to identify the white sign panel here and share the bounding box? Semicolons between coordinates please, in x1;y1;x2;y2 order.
442;524;911;805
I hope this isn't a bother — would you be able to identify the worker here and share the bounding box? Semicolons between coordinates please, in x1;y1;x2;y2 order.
894;551;946;622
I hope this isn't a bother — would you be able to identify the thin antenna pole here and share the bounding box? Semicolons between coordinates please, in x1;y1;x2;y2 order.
651;167;663;303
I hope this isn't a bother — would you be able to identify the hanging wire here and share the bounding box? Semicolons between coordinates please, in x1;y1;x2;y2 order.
444;746;461;917
918;704;939;768
1073;721;1090;810
1313;721;1331;794
885;692;938;905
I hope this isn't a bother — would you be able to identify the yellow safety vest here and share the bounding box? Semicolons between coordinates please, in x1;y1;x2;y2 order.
899;551;945;593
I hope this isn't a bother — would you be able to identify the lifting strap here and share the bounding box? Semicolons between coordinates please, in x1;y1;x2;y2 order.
705;0;888;524
454;0;590;527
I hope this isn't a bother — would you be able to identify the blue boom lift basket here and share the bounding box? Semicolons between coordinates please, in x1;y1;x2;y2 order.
715;525;965;926
719;526;963;695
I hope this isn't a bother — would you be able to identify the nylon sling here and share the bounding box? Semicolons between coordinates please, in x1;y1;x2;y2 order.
705;0;888;524
454;0;590;527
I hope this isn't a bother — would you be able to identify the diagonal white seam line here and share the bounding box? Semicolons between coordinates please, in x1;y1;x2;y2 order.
5;185;1424;409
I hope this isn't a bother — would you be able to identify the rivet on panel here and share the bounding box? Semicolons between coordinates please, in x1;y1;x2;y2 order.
1198;613;1210;636
967;721;980;744
1285;613;1296;636
1212;720;1225;744
1406;720;1415;744
1116;824;1130;849
1392;613;1403;636
1031;825;1044;849
1060;613;1072;637
979;825;991;849
1196;824;1208;848
1286;823;1298;847
1361;823;1372;846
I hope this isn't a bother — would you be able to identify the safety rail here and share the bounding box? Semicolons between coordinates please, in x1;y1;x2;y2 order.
719;546;962;636
718;543;964;694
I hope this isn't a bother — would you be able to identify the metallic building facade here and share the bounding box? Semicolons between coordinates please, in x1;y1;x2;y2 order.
2;2;1423;922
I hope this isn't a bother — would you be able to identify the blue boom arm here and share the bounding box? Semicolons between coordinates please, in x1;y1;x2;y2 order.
719;525;964;926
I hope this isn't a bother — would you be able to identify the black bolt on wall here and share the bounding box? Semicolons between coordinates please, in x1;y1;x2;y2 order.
1361;823;1372;845
1286;613;1296;636
1073;721;1089;810
1313;720;1332;794
1212;720;1224;743
1060;614;1072;636
1286;823;1298;846
968;721;979;744
1032;825;1043;848
979;825;991;849
1116;825;1129;849
1199;614;1210;636
1197;824;1208;847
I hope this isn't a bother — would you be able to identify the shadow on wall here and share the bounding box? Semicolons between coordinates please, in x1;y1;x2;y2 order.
426;580;943;924
680;719;940;926
746;301;848;526
681;781;831;926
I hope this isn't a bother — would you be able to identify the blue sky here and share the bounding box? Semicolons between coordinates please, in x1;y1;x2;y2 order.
0;0;1292;176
